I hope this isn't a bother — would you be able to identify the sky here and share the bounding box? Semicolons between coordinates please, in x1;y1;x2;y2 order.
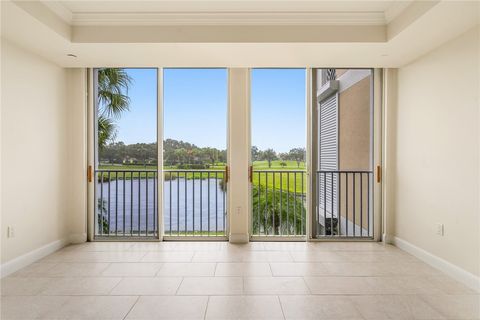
114;68;306;153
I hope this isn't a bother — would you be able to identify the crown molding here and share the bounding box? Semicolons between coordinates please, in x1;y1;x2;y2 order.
69;11;387;26
41;1;73;24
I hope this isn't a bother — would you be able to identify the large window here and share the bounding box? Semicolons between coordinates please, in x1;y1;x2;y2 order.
314;68;373;238
250;68;307;237
163;68;228;237
95;68;158;238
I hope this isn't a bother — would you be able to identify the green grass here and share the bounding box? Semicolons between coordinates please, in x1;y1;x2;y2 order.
98;161;306;193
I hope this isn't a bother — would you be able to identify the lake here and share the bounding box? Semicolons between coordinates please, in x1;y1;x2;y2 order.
96;177;226;235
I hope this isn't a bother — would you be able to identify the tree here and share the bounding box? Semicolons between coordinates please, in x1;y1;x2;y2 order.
288;148;305;168
97;68;133;150
262;148;277;168
251;146;260;161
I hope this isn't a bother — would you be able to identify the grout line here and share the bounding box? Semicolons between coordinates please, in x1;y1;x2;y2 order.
268;262;274;276
107;277;124;295
174;277;185;295
213;262;218;276
122;295;141;320
203;296;210;320
277;295;287;320
302;276;312;294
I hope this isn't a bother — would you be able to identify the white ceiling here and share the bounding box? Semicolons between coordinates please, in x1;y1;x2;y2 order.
1;0;479;68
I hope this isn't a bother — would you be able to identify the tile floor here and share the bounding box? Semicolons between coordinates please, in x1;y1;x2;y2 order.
1;241;478;319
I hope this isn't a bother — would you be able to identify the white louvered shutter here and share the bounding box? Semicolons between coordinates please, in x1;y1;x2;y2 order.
318;94;338;224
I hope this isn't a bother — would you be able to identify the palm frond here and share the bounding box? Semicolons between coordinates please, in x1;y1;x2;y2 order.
97;68;133;119
98;115;117;149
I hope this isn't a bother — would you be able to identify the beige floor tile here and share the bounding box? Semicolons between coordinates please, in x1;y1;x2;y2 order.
321;262;436;276
43;262;111;277
270;262;328;276
280;295;364;319
1;277;53;295
42;251;146;263
289;251;345;262
156;263;216;276
177;277;243;295
243;251;293;262
39;277;121;295
420;294;480;319
101;262;163;277
66;242;135;252
309;242;389;251
10;262;58;277
110;277;182;295
336;250;418;263
351;295;446;320
215;263;272;276
263;242;311;252
174;242;227;252
126;296;208;319
425;275;478;294
1;295;69;319
244;277;309;295
46;295;138;319
129;242;179;251
141;251;194;262
304;276;371;294
228;242;266;251
6;241;476;320
206;295;284;320
305;276;445;295
192;251;245;262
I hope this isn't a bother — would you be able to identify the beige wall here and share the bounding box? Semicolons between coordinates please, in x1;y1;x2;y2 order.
1;40;70;263
66;69;87;243
338;75;372;231
339;76;371;171
393;27;479;276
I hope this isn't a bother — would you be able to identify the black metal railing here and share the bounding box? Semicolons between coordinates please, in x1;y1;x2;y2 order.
316;170;373;238
95;170;158;238
164;170;227;237
252;170;306;237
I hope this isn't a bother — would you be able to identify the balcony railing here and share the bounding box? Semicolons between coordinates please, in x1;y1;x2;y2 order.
251;170;306;237
95;170;158;238
164;170;226;237
316;170;373;238
95;169;227;239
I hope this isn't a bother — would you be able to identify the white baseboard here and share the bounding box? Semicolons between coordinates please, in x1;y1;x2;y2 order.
382;233;395;244
1;238;69;278
69;233;87;244
392;236;480;293
229;233;249;243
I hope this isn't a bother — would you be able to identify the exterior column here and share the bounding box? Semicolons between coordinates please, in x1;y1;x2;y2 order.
227;68;250;243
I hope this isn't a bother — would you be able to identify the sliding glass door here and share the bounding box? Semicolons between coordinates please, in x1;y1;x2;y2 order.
163;68;228;239
250;68;307;239
94;68;158;239
312;68;375;239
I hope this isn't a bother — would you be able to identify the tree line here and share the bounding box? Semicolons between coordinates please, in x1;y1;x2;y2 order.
100;139;305;168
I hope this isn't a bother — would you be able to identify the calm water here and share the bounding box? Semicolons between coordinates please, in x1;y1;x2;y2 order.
96;178;226;234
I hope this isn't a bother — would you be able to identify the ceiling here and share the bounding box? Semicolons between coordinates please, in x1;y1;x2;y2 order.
1;0;479;67
42;1;411;26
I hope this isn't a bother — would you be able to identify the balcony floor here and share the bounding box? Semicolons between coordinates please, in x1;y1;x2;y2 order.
1;241;478;319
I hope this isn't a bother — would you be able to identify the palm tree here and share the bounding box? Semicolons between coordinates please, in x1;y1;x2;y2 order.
97;68;133;149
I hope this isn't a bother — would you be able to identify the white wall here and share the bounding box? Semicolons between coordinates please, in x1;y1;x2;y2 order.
392;27;479;278
1;40;70;265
